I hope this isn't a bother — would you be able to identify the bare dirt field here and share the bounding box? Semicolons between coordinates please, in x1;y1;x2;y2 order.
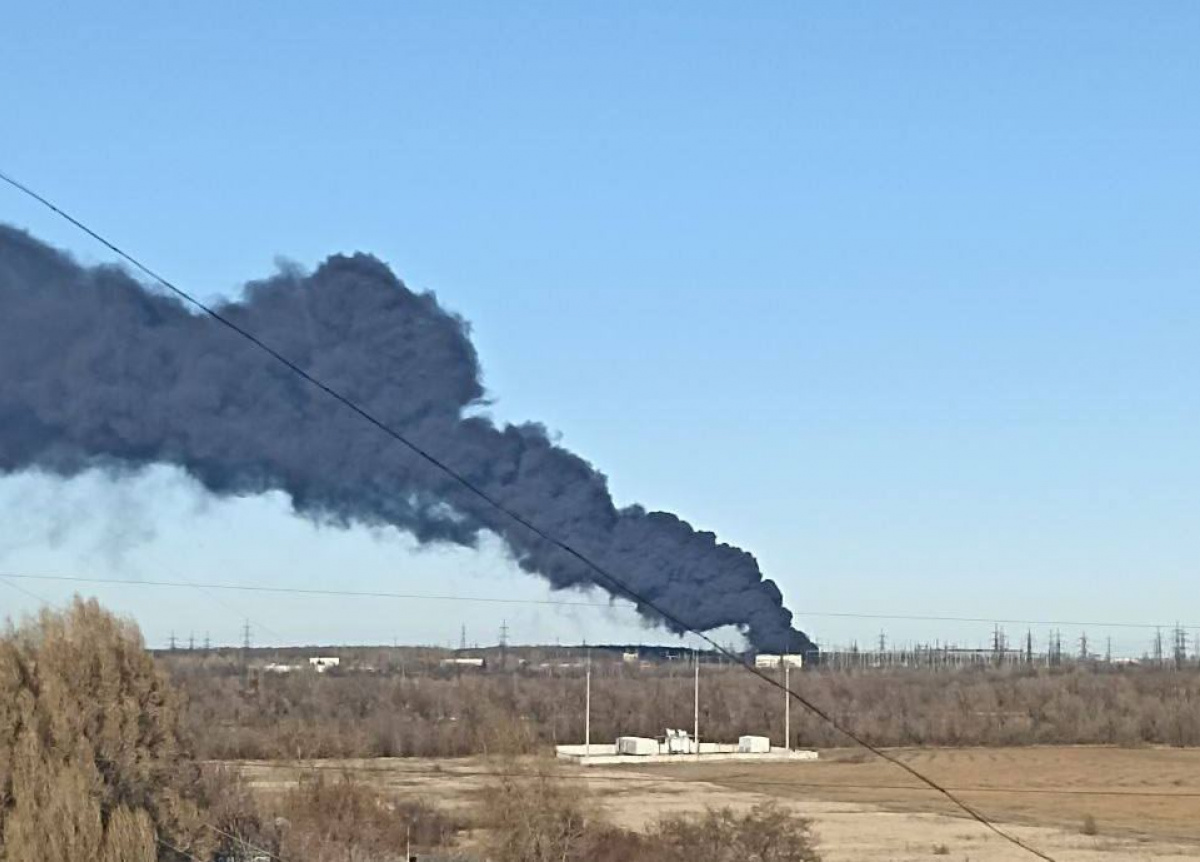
233;746;1200;861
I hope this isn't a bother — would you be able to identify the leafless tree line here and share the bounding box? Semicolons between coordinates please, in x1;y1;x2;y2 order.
161;652;1200;760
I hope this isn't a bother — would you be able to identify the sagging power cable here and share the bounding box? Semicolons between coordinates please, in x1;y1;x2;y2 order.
0;169;1056;861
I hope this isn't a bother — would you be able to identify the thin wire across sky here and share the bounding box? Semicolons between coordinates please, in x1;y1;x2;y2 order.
0;169;1058;860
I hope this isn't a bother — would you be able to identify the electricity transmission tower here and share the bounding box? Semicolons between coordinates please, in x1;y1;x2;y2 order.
1173;625;1188;670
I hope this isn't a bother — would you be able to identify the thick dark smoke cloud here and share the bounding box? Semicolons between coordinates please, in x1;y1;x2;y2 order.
0;226;813;653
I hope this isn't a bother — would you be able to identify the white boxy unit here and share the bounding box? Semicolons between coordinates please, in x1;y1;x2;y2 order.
738;735;771;754
665;728;695;754
616;736;658;756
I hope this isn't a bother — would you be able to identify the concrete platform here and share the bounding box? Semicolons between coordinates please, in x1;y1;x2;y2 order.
555;743;819;766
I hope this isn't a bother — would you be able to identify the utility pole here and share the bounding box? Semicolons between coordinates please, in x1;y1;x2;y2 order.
693;648;700;755
241;620;252;671
1153;628;1164;667
1079;631;1089;662
1025;630;1034;666
203;632;211;655
188;632;195;652
459;624;467;652
499;620;509;671
783;659;791;753
1105;637;1112;665
584;646;591;757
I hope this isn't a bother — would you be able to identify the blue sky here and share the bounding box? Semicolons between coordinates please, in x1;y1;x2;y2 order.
1;3;1198;655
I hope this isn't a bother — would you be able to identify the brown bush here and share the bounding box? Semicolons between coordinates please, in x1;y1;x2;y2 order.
269;773;464;861
0;598;209;862
479;766;599;862
478;769;819;862
650;802;820;862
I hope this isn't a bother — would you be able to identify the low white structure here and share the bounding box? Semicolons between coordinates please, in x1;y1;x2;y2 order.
665;728;695;754
557;741;817;766
754;653;805;669
738;735;771;754
308;656;340;673
441;657;486;668
616;736;658;756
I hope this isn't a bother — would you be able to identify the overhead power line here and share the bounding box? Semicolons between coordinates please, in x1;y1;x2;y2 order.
0;575;52;605
6;572;1189;634
204;823;285;862
156;836;206;862
0;571;625;609
0;169;1057;861
798;609;1199;632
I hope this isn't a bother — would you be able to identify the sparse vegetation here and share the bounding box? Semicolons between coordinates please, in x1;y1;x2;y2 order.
650;802;821;862
479;767;820;862
270;773;465;860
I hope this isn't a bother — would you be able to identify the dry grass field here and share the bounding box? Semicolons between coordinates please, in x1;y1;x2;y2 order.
657;746;1200;842
233;746;1200;861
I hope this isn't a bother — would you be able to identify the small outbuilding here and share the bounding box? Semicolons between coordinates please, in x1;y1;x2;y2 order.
616;736;658;756
738;735;771;754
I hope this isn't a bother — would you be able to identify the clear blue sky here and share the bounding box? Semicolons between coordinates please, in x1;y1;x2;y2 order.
1;3;1198;655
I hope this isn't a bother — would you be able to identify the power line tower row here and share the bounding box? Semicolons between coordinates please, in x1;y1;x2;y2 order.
169;630;213;653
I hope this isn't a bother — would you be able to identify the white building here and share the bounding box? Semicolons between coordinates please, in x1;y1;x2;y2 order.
754;653;804;669
441;657;486;669
308;656;341;673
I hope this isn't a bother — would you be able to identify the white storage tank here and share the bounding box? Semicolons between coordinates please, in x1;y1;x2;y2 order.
616;736;658;756
738;735;771;754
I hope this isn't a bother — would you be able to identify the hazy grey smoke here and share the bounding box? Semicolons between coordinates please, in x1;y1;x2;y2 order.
0;226;813;653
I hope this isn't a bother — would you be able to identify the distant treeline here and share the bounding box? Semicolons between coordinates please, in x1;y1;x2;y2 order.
162;652;1200;760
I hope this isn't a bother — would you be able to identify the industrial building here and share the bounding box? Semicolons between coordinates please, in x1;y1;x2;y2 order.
557;729;817;765
555;649;818;766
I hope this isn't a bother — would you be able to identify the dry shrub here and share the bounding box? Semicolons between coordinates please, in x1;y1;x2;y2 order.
479;767;600;862
272;772;463;861
479;768;820;862
650;802;820;862
193;765;279;860
0;597;208;862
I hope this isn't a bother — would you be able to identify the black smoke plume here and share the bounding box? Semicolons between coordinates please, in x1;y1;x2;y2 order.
0;226;813;653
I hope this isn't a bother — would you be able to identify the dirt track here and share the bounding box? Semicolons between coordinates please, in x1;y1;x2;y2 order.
234;746;1200;861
